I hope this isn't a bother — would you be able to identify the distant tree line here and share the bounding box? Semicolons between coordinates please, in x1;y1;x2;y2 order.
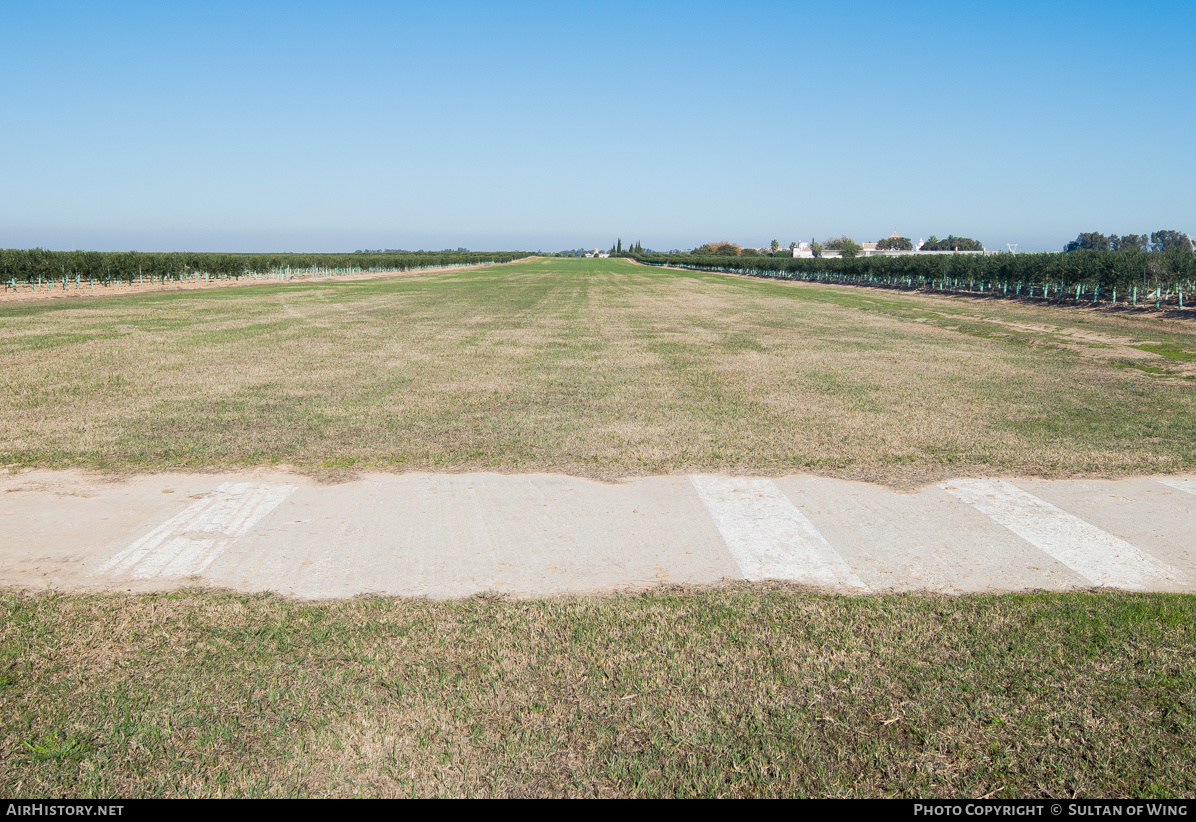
608;239;644;256
681;233;984;258
919;235;983;252
632;246;1196;299
690;242;742;256
822;236;863;257
356;247;471;253
1064;230;1193;254
0;249;530;284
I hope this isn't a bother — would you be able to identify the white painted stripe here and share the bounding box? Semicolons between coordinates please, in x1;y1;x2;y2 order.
98;499;218;574
940;479;1181;590
98;482;293;579
1159;478;1196;496
690;475;867;589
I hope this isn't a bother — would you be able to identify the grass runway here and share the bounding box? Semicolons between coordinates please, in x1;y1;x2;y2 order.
1;256;1194;485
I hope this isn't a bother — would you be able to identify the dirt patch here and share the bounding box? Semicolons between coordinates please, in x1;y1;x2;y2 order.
929;314;1196;377
1;476;99;498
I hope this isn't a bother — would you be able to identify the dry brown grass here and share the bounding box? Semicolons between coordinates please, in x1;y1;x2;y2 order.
2;257;1195;485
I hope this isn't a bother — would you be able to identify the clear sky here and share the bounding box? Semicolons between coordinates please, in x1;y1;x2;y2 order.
1;1;1192;253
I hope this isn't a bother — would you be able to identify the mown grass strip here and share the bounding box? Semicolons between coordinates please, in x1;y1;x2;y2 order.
3;259;1196;485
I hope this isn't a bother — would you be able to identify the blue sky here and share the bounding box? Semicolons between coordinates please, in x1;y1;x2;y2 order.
1;1;1192;252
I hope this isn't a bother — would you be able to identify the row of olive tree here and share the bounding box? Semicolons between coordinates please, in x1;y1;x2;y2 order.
633;247;1196;297
0;249;530;283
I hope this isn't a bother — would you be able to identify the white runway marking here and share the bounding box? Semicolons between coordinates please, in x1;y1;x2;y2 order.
690;476;866;589
98;483;294;579
1159;478;1196;496
941;479;1180;590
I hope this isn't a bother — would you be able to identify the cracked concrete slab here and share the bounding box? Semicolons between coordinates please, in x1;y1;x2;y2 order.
1;469;1193;599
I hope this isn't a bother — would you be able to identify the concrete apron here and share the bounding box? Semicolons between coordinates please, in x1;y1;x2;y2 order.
2;470;1194;599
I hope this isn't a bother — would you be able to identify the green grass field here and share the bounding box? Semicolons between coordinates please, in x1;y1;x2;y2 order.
2;587;1193;798
2;256;1195;484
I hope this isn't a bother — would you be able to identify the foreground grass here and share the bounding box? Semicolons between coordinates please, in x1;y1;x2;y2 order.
1;587;1192;797
3;257;1196;483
